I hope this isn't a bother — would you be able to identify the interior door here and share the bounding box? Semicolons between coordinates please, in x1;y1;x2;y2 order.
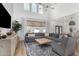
55;26;63;34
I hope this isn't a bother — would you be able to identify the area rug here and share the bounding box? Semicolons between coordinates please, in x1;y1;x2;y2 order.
26;42;58;56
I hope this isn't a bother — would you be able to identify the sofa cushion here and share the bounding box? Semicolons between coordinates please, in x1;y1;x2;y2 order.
25;33;46;43
45;33;49;36
67;34;72;37
25;33;28;36
49;33;55;37
52;41;65;56
65;37;77;56
52;37;77;56
35;33;45;36
49;33;59;38
59;34;63;39
61;37;68;49
25;36;35;43
28;34;35;37
35;36;44;39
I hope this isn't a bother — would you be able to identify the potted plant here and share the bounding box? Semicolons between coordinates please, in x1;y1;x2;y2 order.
12;20;22;33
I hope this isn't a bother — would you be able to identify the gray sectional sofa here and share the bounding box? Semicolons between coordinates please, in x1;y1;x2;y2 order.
25;33;46;43
25;33;77;56
51;37;77;56
25;33;73;43
49;33;61;42
48;33;77;56
25;33;61;43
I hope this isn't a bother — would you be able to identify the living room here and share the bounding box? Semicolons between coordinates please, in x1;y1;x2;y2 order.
0;3;79;56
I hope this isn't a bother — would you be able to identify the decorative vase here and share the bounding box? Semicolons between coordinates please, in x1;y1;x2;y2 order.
1;35;7;39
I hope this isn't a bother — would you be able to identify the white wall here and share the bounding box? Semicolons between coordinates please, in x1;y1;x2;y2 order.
49;13;79;33
2;3;49;40
49;3;79;33
3;3;79;38
2;3;13;16
12;3;48;20
2;3;48;21
12;3;49;39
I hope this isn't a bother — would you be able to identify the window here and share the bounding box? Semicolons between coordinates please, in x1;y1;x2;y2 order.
31;3;38;13
38;4;43;14
43;29;46;33
24;3;30;11
34;28;40;33
24;3;43;14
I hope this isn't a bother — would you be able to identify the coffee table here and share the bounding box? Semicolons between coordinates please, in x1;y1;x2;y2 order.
35;38;52;45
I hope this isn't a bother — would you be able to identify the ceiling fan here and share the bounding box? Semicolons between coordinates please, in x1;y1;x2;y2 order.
38;3;56;9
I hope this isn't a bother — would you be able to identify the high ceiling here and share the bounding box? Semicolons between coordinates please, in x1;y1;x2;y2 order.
39;3;57;9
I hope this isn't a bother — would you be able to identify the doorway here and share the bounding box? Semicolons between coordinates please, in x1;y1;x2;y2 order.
55;26;63;34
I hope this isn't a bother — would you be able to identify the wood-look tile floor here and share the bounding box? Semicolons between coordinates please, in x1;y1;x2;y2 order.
14;40;79;56
75;39;79;56
15;40;28;56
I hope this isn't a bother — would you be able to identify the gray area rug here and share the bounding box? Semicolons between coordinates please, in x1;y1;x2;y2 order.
26;42;58;56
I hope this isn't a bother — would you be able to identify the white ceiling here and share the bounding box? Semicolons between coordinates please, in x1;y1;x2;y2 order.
48;3;79;19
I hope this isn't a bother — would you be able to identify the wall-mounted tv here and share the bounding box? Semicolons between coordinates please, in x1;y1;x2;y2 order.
0;3;11;28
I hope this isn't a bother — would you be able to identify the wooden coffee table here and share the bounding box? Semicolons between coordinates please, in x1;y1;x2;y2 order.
35;38;52;45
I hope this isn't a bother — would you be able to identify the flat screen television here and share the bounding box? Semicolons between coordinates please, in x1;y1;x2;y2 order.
0;3;11;28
